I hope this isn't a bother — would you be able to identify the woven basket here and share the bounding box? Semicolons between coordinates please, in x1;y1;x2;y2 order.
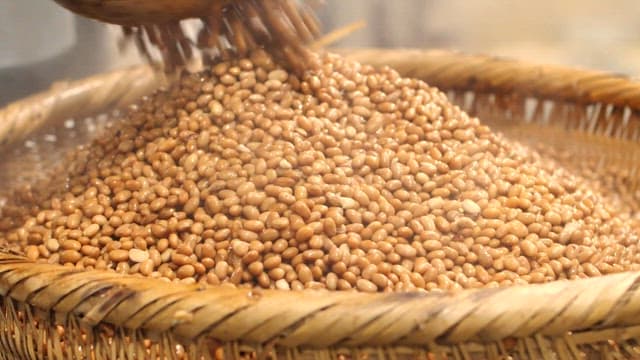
1;49;640;360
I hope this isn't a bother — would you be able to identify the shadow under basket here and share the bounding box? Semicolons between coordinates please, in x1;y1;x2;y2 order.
1;49;640;360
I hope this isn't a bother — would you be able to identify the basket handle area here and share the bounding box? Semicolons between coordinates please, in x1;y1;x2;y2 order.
3;252;640;347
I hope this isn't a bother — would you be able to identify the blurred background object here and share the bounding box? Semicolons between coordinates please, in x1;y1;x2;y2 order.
2;0;640;106
316;0;640;73
0;2;134;106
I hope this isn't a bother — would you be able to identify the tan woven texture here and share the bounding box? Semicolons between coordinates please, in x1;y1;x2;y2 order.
344;49;640;108
0;66;159;151
2;49;640;359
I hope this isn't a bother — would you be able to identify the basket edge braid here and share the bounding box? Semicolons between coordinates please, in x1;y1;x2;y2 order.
3;252;640;348
342;48;640;109
0;65;160;150
1;49;640;349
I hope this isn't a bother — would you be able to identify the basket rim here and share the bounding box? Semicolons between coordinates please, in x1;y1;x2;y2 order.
3;48;640;150
3;252;640;347
1;48;640;349
342;48;640;112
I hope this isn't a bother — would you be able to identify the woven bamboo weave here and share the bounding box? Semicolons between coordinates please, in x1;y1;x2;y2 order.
1;49;640;359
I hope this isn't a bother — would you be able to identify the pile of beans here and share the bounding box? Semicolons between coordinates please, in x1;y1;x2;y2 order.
2;51;639;292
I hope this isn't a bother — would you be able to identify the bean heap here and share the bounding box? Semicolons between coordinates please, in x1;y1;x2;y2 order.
2;51;639;292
